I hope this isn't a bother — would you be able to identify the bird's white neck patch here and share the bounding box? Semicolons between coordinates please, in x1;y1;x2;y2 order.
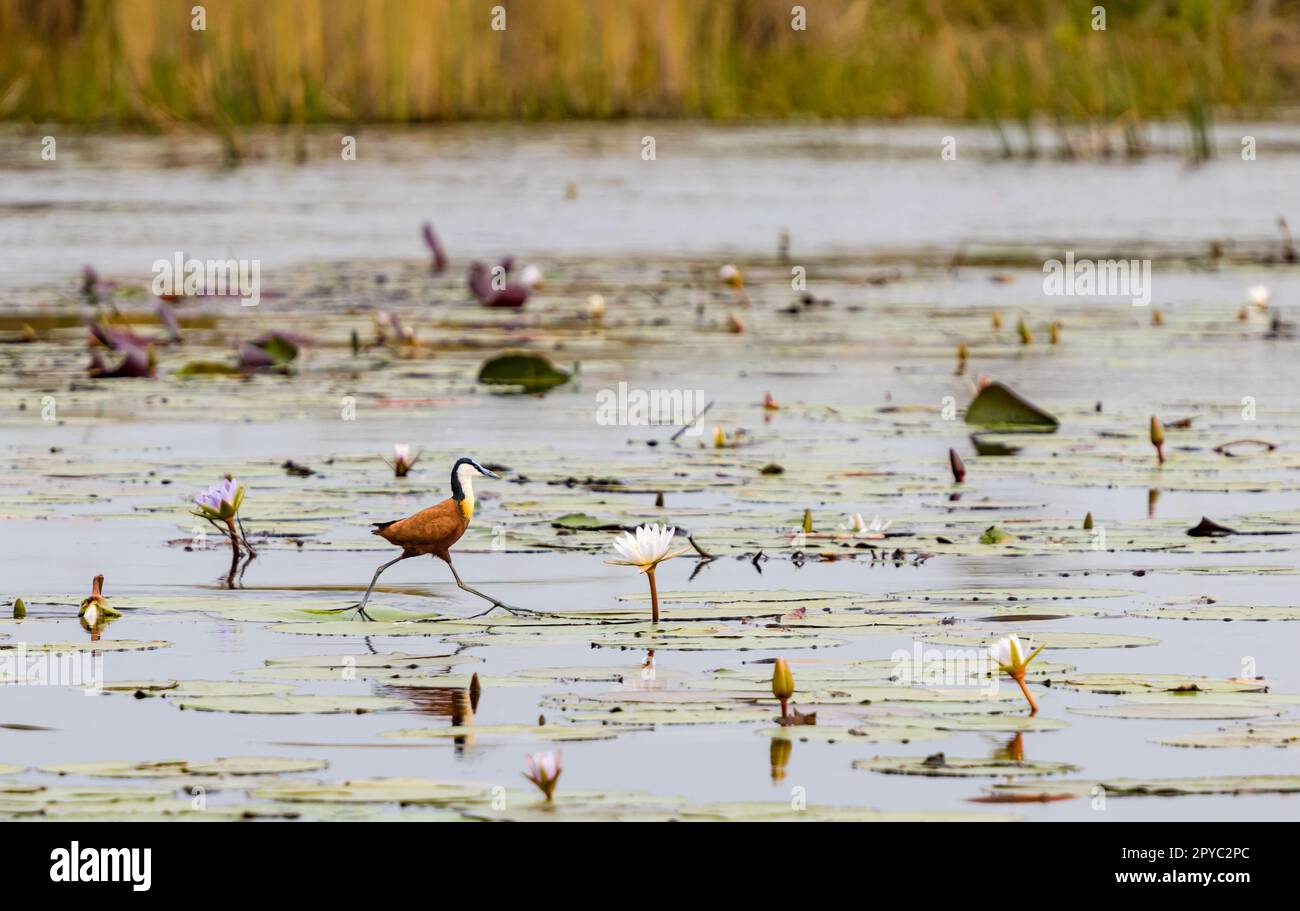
456;464;476;518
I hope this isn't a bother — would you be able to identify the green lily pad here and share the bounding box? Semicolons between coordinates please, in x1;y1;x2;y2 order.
477;352;570;393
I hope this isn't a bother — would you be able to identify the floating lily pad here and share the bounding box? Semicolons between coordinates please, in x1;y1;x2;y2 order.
1059;674;1268;695
250;777;487;804
477;352;570;393
175;695;413;714
852;755;1079;777
382;724;631;742
1070;703;1281;720
1155;721;1300;749
40;757;329;778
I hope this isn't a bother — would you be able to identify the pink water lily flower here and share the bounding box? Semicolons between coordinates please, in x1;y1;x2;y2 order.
523;751;562;802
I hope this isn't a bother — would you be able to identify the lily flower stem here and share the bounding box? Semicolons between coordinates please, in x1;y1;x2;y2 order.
647;566;660;625
1012;670;1038;715
779;697;788;719
237;516;257;556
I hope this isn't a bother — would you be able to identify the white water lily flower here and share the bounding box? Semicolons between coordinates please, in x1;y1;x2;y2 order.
990;635;1045;675
520;264;543;289
845;513;891;538
606;524;691;573
1248;284;1270;307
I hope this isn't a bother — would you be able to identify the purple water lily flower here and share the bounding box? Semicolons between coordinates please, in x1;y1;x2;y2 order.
193;476;245;521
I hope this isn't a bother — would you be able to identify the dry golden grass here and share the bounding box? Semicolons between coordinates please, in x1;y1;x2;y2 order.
0;0;1296;126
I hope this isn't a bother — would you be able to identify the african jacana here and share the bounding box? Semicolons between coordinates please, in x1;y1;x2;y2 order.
352;457;514;619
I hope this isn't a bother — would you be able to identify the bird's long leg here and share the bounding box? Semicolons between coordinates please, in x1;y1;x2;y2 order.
353;554;409;621
444;557;531;616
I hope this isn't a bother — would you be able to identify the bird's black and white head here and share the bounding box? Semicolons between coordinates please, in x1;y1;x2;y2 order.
451;457;499;515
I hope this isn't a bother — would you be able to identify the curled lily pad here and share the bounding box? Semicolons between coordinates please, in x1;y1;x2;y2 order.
965;382;1058;430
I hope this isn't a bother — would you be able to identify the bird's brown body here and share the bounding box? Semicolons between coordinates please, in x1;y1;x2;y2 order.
371;496;470;561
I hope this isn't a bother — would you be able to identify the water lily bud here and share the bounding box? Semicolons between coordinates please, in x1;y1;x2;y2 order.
1150;416;1165;464
712;426;727;448
991;311;1003;330
586;294;605;319
1151;308;1164;327
949;448;965;484
772;658;795;704
1083;511;1094;530
763;392;779;411
1017;318;1032;345
12;598;25;619
719;264;743;289
1049;322;1061;344
802;509;813;534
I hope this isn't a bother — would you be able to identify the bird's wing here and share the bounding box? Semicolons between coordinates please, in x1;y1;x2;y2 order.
372;498;465;547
